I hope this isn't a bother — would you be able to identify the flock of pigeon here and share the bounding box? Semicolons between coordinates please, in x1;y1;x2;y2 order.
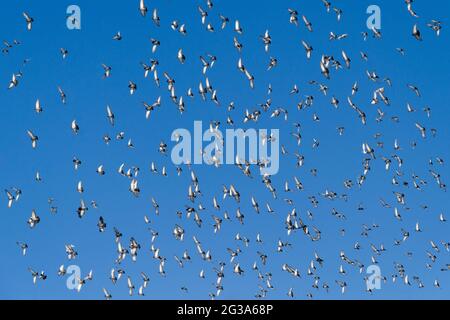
3;0;449;300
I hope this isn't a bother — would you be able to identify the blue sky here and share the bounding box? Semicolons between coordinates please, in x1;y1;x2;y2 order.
0;0;449;299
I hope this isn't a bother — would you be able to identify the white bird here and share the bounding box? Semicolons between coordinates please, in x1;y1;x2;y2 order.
27;210;40;228
234;20;243;34
57;264;66;276
177;48;186;64
152;9;160;26
106;105;115;126
412;24;422;41
139;0;147;17
23;12;34;31
8;74;18;89
96;165;105;175
301;40;313;59
16;242;28;256
35;99;43;113
103;288;112;300
71;120;79;134
112;31;122;40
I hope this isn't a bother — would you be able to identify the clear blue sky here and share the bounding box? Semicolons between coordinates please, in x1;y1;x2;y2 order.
0;0;449;299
